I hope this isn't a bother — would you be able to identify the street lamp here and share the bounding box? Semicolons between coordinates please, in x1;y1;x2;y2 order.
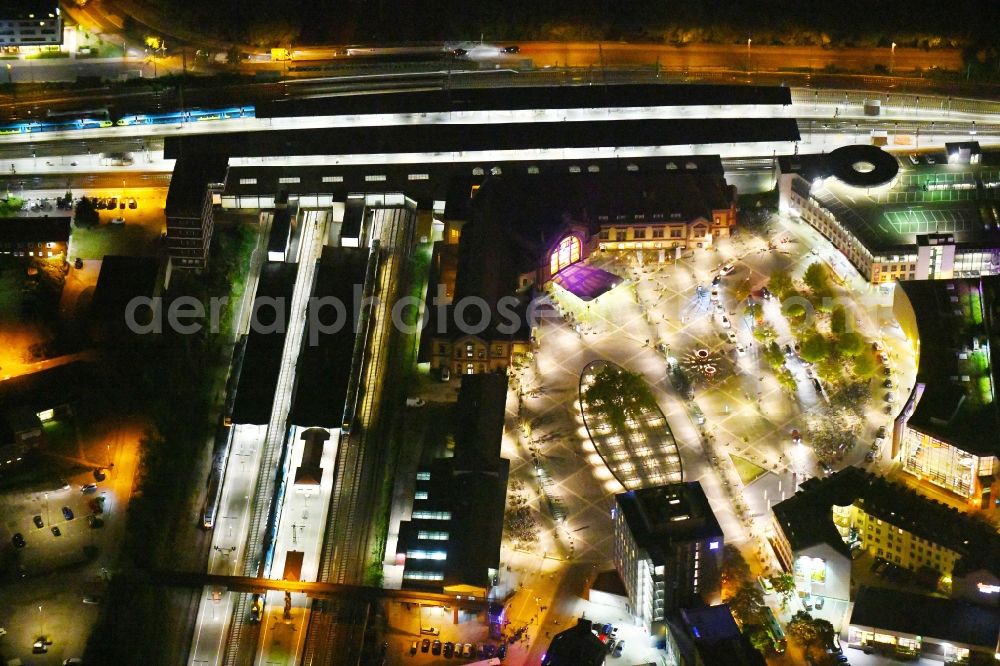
890;42;896;74
746;37;752;72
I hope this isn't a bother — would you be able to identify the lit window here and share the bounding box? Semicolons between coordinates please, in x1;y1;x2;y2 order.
322;176;343;183
407;550;447;560
417;531;449;541
412;511;451;520
239;178;257;185
278;177;300;184
403;571;444;581
408;173;429;181
414;491;428;500
365;175;387;182
416;472;431;481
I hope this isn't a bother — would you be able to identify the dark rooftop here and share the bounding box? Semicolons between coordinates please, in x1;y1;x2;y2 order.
258;83;792;118
289;246;369;428
772;467;1000;576
541;618;607;666
89;255;159;330
230;262;297;425
680;605;767;666
165;118;800;159
778;149;1000;253
397;375;509;592
165;156;228;218
0;216;70;243
267;208;291;257
850;586;1000;648
895;277;1000;457
0;361;94;414
616;482;724;561
453;373;508;461
0;0;59;19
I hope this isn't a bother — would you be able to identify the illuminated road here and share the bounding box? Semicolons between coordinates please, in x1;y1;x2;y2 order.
515;41;962;73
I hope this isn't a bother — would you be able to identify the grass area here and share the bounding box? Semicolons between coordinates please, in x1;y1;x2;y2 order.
42;418;78;457
730;454;767;486
0;258;25;318
70;224;159;259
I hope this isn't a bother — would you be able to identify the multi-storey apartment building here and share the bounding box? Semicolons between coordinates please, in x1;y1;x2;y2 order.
771;468;1000;605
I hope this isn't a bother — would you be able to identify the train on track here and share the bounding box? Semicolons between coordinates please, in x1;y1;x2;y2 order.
0;105;255;136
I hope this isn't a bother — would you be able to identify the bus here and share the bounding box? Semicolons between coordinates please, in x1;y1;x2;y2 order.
763;606;786;653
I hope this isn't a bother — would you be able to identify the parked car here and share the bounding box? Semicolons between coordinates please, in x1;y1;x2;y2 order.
819;461;834;475
761;286;773;300
128;197;138;209
712;274;721;285
12;532;25;548
463;643;474;657
719;261;735;275
86;515;104;528
501;45;520;53
885;392;895;403
865;450;875;462
726;331;738;344
107;197;117;209
876;426;887;439
81;484;97;493
410;641;418;655
61;506;74;521
497;644;507;659
432;640;442;655
710;288;720;301
33;515;43;528
405;397;425;407
439;366;451;382
790;429;802;444
443;641;454;657
88;497;104;514
736;344;746;356
110;217;125;225
884;378;893;388
720;315;731;329
421;638;430;653
612;640;625;657
51;526;61;537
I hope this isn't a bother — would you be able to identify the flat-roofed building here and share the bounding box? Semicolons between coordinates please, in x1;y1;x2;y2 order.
614;481;724;628
848;586;1000;664
395;374;509;597
893;277;1000;509
778;144;1000;284
0;215;69;258
0;0;61;48
165;156;228;270
771;467;1000;606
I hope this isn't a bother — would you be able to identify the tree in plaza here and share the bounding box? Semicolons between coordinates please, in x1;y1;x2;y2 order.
775;368;798;393
720;544;752;595
786;610;821;646
813;618;836;649
768;572;796;608
784;301;807;323
830;306;850;336
727;582;767;628
803;262;832;296
799;332;831;363
583;366;656;435
831;380;872;415
807;408;859;460
74;197;99;228
748;627;773;655
767;268;795;300
835;331;865;356
853;350;877;377
763;341;784;369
